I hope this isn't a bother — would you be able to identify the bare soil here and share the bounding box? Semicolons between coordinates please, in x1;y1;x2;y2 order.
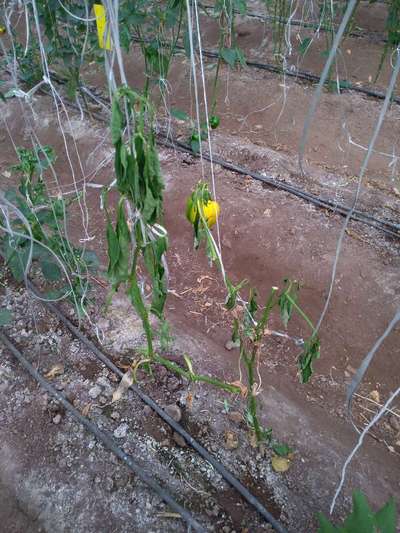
1;4;400;532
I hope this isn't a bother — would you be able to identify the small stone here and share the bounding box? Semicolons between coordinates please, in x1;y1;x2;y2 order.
143;405;152;417
228;411;242;424
53;414;62;425
172;432;187;447
110;411;120;421
206;505;219;517
224;430;239;450
222;526;231;533
98;395;108;405
114;423;129;439
160;439;170;447
166;377;181;392
113;472;131;490
389;415;400;432
157;365;168;379
225;340;240;351
164;404;182;423
97;376;111;389
104;477;114;492
88;385;102;399
97;318;110;331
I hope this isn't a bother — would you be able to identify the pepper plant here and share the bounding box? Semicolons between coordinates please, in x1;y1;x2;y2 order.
106;85;241;394
0;145;98;314
187;181;320;444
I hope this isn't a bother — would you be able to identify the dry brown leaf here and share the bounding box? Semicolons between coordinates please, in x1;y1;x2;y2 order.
249;432;258;448
229;381;248;397
186;392;193;411
224;430;239;450
271;455;291;473
157;512;182;519
169;289;183;299
112;369;134;403
197;275;214;283
81;403;91;417
44;364;64;379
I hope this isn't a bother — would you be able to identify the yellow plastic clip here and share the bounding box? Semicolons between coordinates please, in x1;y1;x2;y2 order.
93;4;112;51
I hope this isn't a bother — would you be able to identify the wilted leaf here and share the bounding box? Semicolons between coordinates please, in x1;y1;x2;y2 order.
229;380;248;397
273;442;293;457
41;260;62;281
112;369;133;403
45;363;64;379
0;309;12;326
271;455;291;473
224;430;239;450
183;354;194;376
81;403;92;417
170;108;190;121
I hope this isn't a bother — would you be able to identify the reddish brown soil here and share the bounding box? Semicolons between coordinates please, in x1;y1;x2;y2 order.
1;3;400;530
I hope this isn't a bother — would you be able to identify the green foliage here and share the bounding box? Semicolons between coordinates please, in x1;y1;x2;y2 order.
0;145;98;314
0;309;12;326
10;42;43;87
230;282;319;445
106;86;168;357
272;442;293;457
318;491;397;533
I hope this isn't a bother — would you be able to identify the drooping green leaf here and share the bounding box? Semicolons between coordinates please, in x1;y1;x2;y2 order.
171;107;190;121
0;309;12;326
220;47;237;67
317;513;339;533
225;277;247;310
40;259;62;281
374;497;397;533
272;442;293;457
143;235;168;318
106;220;120;280
111;98;123;145
299;37;312;55
343;491;374;532
298;335;320;383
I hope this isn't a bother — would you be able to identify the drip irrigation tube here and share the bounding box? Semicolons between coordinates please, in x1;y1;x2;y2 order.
158;138;400;240
17;72;400;239
35;76;400;240
51;73;398;239
25;280;288;533
0;330;205;533
106;36;398;105
199;2;387;43
198;48;400;106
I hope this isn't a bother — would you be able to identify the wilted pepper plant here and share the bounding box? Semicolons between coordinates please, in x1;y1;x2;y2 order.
185;181;321;445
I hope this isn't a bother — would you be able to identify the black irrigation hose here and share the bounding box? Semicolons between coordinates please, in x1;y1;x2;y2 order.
27;71;400;239
25;281;288;533
199;2;387;43
198;48;400;106
42;76;400;240
158;138;400;240
0;330;206;533
122;36;399;106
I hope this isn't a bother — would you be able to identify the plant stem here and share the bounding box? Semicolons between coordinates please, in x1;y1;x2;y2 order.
243;350;263;443
131;247;154;358
285;294;315;333
154;354;241;394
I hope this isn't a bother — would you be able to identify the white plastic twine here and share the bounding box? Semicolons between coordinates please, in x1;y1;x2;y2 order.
330;386;400;514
